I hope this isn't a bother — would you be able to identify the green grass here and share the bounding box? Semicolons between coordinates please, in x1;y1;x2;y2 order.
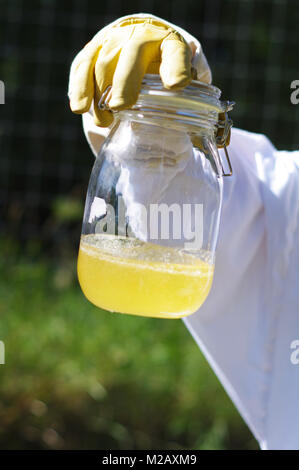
0;239;258;450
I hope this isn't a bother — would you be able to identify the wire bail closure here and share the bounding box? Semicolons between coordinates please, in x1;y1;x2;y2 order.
98;86;112;110
215;100;234;176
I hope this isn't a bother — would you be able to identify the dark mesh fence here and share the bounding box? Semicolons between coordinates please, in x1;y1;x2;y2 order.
0;0;298;245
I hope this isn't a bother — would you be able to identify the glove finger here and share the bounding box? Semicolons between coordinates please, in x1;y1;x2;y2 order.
68;38;102;114
108;38;159;110
160;31;192;89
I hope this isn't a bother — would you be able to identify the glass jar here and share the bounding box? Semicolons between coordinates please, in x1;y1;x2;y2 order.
78;75;233;319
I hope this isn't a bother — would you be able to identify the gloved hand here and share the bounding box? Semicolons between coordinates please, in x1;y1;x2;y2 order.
68;16;209;128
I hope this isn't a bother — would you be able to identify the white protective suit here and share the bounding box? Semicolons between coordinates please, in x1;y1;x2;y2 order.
78;15;299;450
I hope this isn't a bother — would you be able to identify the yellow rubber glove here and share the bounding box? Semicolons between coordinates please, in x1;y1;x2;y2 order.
68;17;193;127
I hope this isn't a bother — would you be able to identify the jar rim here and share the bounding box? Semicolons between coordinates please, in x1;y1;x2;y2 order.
137;74;227;114
142;74;222;98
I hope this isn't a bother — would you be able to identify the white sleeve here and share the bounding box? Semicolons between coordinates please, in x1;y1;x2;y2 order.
80;13;211;157
184;127;299;450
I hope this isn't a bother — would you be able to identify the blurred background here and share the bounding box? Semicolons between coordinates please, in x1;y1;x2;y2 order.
0;0;298;450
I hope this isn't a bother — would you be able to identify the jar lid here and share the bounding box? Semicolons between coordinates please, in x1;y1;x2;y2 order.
98;74;233;116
